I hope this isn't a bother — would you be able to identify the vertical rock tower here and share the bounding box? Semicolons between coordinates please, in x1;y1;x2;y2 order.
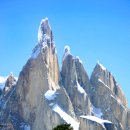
15;18;62;130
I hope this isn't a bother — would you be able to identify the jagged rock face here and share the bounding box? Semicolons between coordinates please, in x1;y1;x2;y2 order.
61;48;91;116
38;17;53;43
90;63;128;130
16;18;59;120
79;116;115;130
3;74;16;95
0;74;17;130
1;18;130;130
12;18;76;130
91;63;127;107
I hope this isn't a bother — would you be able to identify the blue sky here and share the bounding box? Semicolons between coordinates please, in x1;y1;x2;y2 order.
0;0;130;106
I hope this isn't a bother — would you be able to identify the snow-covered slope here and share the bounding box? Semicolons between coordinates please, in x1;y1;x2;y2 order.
44;89;79;130
80;115;112;129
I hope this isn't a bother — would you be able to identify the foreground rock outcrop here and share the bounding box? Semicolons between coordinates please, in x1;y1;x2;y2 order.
0;18;129;130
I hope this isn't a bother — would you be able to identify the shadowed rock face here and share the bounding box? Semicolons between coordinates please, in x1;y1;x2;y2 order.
0;18;130;130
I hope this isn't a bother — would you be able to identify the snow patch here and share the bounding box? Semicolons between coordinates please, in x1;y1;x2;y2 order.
76;81;85;94
80;115;112;128
38;17;50;43
64;45;70;53
97;61;106;70
63;45;71;61
41;17;48;24
44;90;79;130
98;79;110;90
92;106;103;118
99;63;106;70
44;90;58;100
75;56;82;63
53;104;79;130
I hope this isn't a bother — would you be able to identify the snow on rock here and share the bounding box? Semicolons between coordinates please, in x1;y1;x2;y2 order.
32;17;53;59
75;56;82;63
80;115;112;128
63;45;71;61
98;79;110;90
76;81;85;94
44;90;59;100
64;45;70;53
31;34;50;59
38;17;51;43
92;106;103;118
52;104;79;130
44;89;79;130
62;46;83;65
97;61;106;71
0;76;7;90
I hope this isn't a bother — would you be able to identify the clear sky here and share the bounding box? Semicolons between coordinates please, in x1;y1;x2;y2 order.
0;0;130;106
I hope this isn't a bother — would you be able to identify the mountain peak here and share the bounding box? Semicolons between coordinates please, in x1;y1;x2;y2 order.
32;18;55;59
63;45;71;61
38;17;53;43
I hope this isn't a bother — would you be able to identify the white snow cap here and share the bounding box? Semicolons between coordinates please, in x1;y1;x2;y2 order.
38;17;52;43
76;81;85;94
64;45;70;53
32;17;53;59
75;56;82;63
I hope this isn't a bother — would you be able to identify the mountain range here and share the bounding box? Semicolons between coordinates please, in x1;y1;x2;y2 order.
0;18;130;130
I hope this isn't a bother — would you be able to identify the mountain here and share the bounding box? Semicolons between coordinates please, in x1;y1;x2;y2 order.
0;18;129;130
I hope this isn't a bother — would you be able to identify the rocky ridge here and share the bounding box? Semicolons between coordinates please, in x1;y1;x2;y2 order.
0;18;129;130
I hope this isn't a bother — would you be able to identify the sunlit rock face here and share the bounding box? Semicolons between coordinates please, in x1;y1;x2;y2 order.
13;18;77;130
61;46;92;116
0;18;129;130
